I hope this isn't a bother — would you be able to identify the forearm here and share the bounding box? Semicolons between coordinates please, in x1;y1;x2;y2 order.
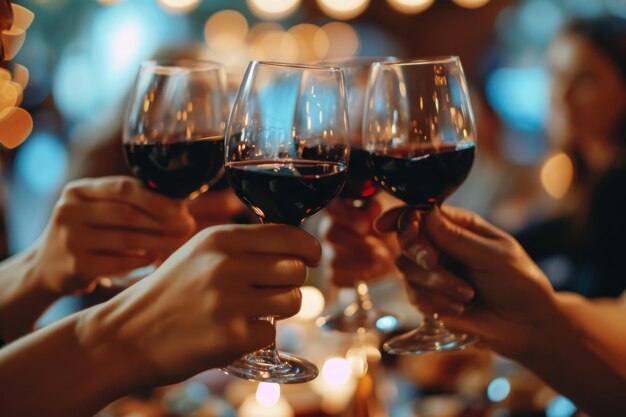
0;304;145;417
518;292;626;417
0;247;58;341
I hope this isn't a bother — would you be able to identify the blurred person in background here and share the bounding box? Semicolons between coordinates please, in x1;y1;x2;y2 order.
515;16;626;298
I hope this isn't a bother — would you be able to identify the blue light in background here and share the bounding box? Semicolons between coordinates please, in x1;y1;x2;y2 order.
487;377;511;402
517;0;564;45
53;51;99;120
546;396;577;417
562;0;605;18
14;131;68;194
605;0;626;18
486;66;548;132
376;315;399;332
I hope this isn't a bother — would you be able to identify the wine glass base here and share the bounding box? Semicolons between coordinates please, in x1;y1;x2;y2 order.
221;351;319;384
383;326;477;355
317;304;400;333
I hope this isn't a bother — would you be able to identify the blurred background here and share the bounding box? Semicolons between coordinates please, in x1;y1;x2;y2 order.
8;0;624;255
5;1;625;416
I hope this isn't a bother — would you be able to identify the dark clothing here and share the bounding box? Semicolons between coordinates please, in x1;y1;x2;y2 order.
516;164;626;298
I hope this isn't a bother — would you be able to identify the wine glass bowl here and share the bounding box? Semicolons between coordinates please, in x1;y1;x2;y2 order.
222;61;350;383
124;59;229;200
362;56;477;354
313;57;401;334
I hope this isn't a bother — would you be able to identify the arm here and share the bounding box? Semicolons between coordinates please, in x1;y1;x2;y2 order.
378;206;626;417
0;223;321;417
0;176;195;342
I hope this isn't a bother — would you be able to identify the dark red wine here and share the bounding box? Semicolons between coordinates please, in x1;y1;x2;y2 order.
226;160;347;226
124;136;224;199
340;147;377;200
368;144;475;207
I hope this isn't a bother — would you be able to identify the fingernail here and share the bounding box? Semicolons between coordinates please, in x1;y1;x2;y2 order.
415;249;435;270
454;286;475;302
450;302;465;315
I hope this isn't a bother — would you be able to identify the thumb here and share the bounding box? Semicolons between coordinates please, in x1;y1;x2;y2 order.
423;206;496;267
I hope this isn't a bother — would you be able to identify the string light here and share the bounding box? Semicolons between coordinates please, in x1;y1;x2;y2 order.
247;0;301;20
316;0;369;20
387;0;435;14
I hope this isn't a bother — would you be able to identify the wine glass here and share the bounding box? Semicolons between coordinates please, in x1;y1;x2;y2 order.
124;59;228;199
117;59;228;286
362;56;478;354
222;61;349;383
314;57;400;334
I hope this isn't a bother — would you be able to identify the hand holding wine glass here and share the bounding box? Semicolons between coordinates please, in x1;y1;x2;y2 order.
223;61;349;383
362;56;477;354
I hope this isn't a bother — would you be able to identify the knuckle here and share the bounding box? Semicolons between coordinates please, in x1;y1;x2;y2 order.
284;288;302;317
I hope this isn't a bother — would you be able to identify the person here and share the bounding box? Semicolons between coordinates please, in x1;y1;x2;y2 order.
0;220;320;417
0;176;196;343
376;204;626;417
515;16;626;297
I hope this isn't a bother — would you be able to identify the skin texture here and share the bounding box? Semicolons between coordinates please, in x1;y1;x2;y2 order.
0;223;321;417
0;176;195;342
377;205;626;417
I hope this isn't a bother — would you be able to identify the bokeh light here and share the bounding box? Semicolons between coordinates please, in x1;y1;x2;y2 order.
546;396;577;417
387;0;435;14
247;0;301;20
321;22;360;59
486;377;511;402
288;23;329;62
606;0;626;18
156;0;201;14
517;0;564;44
204;10;249;53
317;0;369;20
14;131;68;194
293;286;325;321
451;0;490;9
541;152;574;199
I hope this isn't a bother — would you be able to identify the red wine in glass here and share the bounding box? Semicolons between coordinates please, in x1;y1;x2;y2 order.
340;147;377;201
227;160;347;226
367;143;475;207
124;135;224;199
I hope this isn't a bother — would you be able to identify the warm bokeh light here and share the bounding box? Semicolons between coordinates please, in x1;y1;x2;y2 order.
96;0;125;5
316;0;369;20
293;286;325;320
287;24;329;62
321;22;360;59
255;382;280;406
541;152;574;199
247;0;301;20
387;0;435;14
451;0;491;9
156;0;200;14
248;28;298;62
204;10;249;52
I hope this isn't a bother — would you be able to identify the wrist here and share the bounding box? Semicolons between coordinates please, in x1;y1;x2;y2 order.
76;296;154;393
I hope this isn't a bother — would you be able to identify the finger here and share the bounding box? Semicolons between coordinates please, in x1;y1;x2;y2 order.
440;205;506;239
397;257;474;303
216;255;308;288
243;319;276;351
58;201;195;234
330;244;377;270
324;223;374;253
78;252;156;280
374;206;407;233
236;287;302;318
405;285;467;316
203;224;322;267
323;200;372;235
63;176;190;222
423;206;497;267
72;227;188;255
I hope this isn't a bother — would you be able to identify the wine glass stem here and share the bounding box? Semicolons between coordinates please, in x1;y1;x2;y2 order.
257;316;283;364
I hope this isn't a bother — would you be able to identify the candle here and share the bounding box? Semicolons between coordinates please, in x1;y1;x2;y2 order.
238;382;294;417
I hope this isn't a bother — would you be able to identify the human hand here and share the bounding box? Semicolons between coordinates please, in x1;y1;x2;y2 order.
80;223;321;386
33;176;196;295
376;205;558;359
188;188;248;229
320;194;401;287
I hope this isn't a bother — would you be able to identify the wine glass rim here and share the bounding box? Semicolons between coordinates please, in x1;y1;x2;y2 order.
316;56;398;67
141;58;225;73
252;60;343;72
375;55;460;67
